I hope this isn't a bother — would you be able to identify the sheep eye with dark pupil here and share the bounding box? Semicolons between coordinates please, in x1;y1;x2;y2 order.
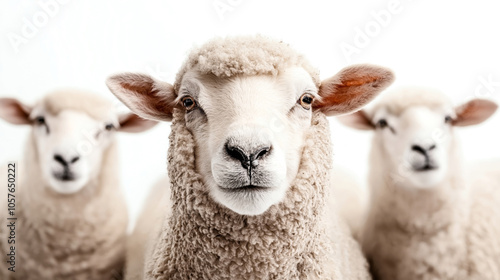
377;119;388;128
105;124;114;131
302;96;313;104
35;116;45;125
181;97;196;111
445;116;452;123
299;93;314;109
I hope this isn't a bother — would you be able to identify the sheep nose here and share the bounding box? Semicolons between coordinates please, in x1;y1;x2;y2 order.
54;154;80;167
225;143;271;169
411;144;436;156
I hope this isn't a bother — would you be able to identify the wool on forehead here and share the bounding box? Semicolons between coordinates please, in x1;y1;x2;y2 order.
174;35;320;91
39;89;114;120
371;87;453;116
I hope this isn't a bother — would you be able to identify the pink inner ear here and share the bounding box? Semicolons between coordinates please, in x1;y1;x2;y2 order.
337;110;375;130
453;99;498;127
312;64;394;116
119;76;155;96
107;73;177;122
118;114;158;133
0;98;31;125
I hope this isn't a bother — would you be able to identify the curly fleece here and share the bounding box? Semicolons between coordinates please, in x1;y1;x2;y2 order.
0;93;127;280
173;35;321;91
144;109;370;280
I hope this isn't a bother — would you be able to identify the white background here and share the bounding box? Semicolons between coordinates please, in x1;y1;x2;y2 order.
1;0;499;227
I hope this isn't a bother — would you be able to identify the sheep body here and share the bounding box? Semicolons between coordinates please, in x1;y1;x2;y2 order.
364;161;500;280
125;176;171;280
0;92;128;280
329;165;368;241
466;160;500;278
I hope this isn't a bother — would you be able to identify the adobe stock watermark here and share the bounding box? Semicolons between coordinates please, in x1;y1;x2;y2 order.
238;109;289;147
212;0;244;21
470;74;500;99
340;0;415;63
7;0;71;54
75;127;104;157
144;64;175;82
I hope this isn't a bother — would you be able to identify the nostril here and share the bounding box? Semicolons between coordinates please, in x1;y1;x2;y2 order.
71;156;80;164
253;146;271;160
54;154;68;167
411;145;427;156
429;145;436;150
225;144;249;166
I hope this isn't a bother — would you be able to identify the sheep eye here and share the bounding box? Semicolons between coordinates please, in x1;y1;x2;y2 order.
377;119;388;128
445;115;453;124
181;96;197;111
35;116;45;125
34;116;50;133
299;93;314;110
105;123;114;131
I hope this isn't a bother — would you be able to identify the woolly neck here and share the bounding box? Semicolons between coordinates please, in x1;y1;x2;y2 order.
366;138;469;235
147;110;335;279
363;141;471;279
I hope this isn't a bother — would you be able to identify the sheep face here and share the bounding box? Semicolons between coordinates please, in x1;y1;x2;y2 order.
339;88;498;189
370;105;455;188
29;107;118;194
178;67;317;215
107;63;394;216
0;94;157;195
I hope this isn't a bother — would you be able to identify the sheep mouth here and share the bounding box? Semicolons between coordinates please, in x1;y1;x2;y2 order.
220;185;271;193
413;164;438;172
53;171;77;181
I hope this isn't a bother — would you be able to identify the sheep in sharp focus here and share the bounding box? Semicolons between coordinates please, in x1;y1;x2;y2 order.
0;90;157;280
339;87;500;280
107;35;395;280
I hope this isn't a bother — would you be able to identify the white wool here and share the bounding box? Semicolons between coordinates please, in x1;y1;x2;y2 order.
329;165;368;241
125;176;171;280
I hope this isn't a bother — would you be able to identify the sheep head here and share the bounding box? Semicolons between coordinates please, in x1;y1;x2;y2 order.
107;36;394;215
0;90;157;194
339;87;498;189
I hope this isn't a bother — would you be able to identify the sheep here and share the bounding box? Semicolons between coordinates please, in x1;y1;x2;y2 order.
338;87;500;280
329;165;369;241
0;90;157;280
125;176;171;280
106;35;395;280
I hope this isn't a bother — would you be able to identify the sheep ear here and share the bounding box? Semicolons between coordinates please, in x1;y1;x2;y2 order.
453;99;498;127
313;64;394;116
0;98;32;125
337;110;375;130
118;113;158;133
106;73;176;122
